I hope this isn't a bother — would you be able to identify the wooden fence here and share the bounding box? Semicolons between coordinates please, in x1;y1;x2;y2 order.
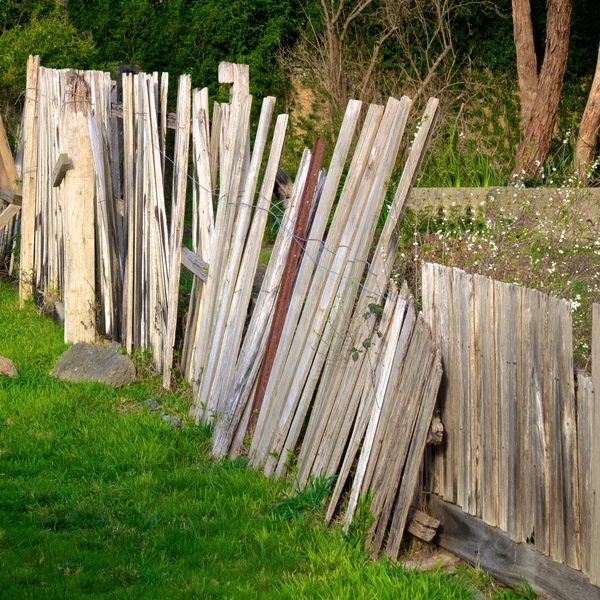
422;262;600;598
0;56;451;559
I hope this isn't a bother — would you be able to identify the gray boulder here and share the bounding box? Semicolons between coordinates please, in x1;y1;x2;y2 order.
0;357;17;377
51;342;136;387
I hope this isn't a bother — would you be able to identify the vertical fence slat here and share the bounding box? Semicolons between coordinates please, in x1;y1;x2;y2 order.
20;55;39;306
577;372;593;576
434;263;455;504
591;305;600;584
547;296;580;568
495;282;520;540
473;274;498;527
519;287;533;543
451;268;473;514
61;72;96;343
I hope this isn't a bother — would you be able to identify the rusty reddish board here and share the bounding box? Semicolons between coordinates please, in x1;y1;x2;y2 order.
247;138;326;433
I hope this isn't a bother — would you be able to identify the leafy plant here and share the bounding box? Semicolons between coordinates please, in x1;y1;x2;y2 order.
273;474;336;521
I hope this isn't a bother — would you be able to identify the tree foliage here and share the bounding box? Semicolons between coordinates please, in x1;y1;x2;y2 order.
66;0;303;102
0;5;98;135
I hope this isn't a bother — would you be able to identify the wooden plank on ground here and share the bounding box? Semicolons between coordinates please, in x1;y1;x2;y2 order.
430;494;600;600
407;507;440;542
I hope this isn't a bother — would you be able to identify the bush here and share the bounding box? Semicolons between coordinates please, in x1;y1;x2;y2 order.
0;7;99;137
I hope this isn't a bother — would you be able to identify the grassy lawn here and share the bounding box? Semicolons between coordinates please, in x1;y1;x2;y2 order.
0;278;530;599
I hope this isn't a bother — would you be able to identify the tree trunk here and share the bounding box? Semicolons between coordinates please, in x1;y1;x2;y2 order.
574;45;600;176
513;0;573;178
512;0;538;128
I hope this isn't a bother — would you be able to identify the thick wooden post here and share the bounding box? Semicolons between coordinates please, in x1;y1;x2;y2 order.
61;72;96;343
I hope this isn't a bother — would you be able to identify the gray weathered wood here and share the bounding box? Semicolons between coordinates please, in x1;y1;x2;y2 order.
578;372;594;576
472;274;498;526
547;296;580;568
525;288;550;556
406;507;440;542
495;281;520;540
430;494;600;600
181;246;208;282
254;97;407;475
385;351;442;559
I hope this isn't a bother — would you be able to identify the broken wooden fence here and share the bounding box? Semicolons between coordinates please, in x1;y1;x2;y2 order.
3;54;450;557
422;262;600;599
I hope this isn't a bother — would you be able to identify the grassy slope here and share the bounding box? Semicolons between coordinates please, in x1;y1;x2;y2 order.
0;279;525;599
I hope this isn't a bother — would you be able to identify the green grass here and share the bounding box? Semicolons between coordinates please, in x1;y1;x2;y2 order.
0;278;526;598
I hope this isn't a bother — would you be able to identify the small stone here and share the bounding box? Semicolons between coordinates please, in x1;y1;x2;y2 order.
0;357;17;377
145;399;161;411
162;415;181;427
51;342;136;387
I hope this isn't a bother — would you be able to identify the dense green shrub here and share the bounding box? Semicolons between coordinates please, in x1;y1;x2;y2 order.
0;6;99;137
67;0;302;103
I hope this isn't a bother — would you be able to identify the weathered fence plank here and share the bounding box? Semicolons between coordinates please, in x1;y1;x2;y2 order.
589;304;600;585
19;55;40;305
61;72;96;343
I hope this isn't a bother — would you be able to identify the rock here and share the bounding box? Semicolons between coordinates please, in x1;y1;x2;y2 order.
53;301;65;326
162;415;181;427
34;289;65;326
145;399;161;411
0;357;17;377
51;342;136;387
